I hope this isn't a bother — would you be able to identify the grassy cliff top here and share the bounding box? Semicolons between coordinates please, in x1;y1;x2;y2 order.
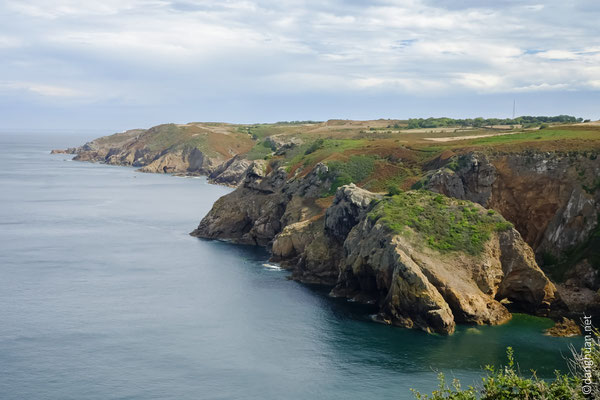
368;190;513;255
88;118;600;193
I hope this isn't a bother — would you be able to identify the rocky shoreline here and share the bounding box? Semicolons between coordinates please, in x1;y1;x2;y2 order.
190;160;568;334
54;123;600;336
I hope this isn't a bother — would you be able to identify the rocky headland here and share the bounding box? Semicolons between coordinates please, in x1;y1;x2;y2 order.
56;119;600;334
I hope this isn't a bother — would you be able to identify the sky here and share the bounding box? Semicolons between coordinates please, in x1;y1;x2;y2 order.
0;0;599;131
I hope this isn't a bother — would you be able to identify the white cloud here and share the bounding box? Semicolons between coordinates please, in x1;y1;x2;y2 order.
0;0;599;108
0;81;84;97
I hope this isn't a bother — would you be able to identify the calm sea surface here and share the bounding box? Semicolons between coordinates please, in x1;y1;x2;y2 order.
0;132;579;399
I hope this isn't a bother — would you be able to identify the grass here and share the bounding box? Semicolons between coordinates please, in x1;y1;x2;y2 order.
321;155;376;196
245;140;275;160
368;190;513;255
284;138;366;174
463;127;600;147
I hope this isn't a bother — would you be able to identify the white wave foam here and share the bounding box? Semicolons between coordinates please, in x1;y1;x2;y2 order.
262;263;283;270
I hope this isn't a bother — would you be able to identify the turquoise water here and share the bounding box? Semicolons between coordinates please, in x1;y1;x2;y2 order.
0;133;581;400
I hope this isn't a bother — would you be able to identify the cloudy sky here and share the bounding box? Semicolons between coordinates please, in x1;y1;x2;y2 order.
1;0;599;130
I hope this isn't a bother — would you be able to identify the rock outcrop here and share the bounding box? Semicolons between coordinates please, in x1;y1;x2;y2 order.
545;317;582;337
193;163;560;334
426;151;600;258
331;197;557;334
57;123;254;178
324;183;381;240
208;155;252;187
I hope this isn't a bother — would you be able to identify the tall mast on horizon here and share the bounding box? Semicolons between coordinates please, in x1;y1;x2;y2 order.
512;99;516;119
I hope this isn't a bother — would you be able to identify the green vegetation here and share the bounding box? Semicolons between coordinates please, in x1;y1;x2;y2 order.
386;185;402;196
412;342;598;400
369;191;513;255
285;139;366;173
583;177;600;194
322;155;376;196
464;128;600;147
245;140;275;160
275;120;322;125
305;138;325;155
407;115;581;129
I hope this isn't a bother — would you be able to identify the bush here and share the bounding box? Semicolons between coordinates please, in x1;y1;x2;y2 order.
387;185;402;196
412;346;589;399
304;138;325;155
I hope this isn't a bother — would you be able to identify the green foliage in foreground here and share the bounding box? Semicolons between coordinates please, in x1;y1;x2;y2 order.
412;346;589;400
322;155;376;196
369;191;513;255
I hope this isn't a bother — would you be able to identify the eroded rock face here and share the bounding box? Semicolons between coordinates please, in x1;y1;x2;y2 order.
271;217;342;284
208;155;252;187
194;168;565;335
139;148;214;174
427;153;496;206
426;151;600;316
334;218;457;334
324;183;381;241
331;199;558;335
192;163;331;247
64;125;252;177
426;151;600;258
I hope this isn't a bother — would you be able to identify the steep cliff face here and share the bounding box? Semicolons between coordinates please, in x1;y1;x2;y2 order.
207;155;252;187
331;192;557;334
425;151;600;314
193;164;559;334
426;152;600;264
65;123;255;179
191;162;332;246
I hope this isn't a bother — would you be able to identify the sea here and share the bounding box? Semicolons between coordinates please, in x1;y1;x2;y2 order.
0;131;580;399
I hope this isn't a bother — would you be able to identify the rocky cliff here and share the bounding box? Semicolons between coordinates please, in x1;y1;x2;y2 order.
56;120;600;328
59;123;255;182
425;151;600;313
193;164;561;334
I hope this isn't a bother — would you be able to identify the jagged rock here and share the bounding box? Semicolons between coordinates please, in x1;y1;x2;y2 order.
496;228;558;315
545;317;582;337
271;217;341;284
194;160;569;335
427;153;496;206
331;194;558;335
335;218;457;334
265;135;303;155
50;148;76;154
565;260;600;291
325;184;381;241
208;155;252;187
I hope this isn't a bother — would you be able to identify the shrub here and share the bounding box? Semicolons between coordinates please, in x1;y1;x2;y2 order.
304;138;325;155
387;185;402;196
412;346;589;399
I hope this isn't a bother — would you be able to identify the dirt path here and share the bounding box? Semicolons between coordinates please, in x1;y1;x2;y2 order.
424;131;519;142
